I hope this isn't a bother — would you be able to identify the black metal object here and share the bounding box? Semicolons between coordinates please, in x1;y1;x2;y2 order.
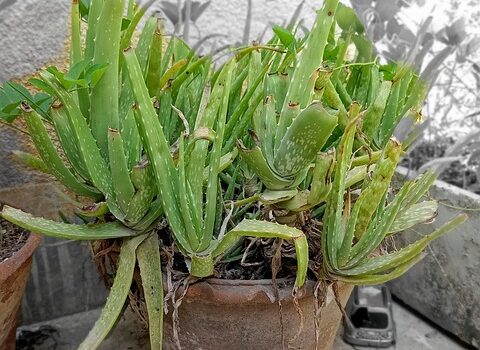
343;285;396;347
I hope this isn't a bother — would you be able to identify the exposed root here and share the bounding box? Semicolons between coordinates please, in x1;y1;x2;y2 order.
271;239;285;349
313;280;328;350
333;282;354;330
288;285;305;350
169;276;194;350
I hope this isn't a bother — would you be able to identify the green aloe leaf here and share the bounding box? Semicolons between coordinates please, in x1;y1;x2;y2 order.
201;59;235;251
323;111;359;270
108;128;135;214
125;161;157;225
0;206;137;240
79;234;147;350
213;219;309;288
338;214;467;276
389;200;438;234
137;233;163;350
51;104;90;180
353;139;402;239
334;253;423;285
237;143;293;190
277;0;340;142
274;102;338;178
90;0;126;157
124;48;190;252
260;189;298;205
22;104;100;198
11;151;51;175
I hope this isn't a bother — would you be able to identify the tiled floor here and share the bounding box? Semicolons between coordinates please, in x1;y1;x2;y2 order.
19;300;468;350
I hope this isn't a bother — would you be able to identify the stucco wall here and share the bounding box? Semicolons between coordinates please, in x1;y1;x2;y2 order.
388;167;480;348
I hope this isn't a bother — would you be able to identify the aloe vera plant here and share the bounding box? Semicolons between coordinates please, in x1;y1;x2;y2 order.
0;0;468;349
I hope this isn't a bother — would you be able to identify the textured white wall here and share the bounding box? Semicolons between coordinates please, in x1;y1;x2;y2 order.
0;0;70;81
0;0;322;81
148;0;320;48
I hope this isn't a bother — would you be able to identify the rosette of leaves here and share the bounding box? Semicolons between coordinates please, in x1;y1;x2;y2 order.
321;112;467;284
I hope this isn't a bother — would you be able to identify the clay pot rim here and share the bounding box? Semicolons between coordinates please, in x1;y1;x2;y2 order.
178;278;337;305
0;232;42;280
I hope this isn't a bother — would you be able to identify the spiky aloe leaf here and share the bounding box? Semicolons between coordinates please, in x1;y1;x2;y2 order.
108;129;135;214
90;0;126;156
22;104;100;198
84;0;104;60
323;111;359;270
70;0;82;65
200;60;235;251
187;64;230;223
362;81;392;141
146;18;164;97
11;151;51;175
0;205;136;240
79;234;147;350
213;219;309;288
137;233;163;350
345;182;413;269
136;16;157;76
388;200;438;234
125;161;157;225
254;95;276;166
124;48;190;252
401;171;437;210
334;254;423;285
276;0;340;143
308;150;336;206
274;102;338;178
121;109;141;169
178;135;201;250
353;139;402;239
337;214;467;277
51;104;89;180
40;71;120;217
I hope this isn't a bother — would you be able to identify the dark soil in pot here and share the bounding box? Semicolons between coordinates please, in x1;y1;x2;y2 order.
0;218;41;350
1;218;29;262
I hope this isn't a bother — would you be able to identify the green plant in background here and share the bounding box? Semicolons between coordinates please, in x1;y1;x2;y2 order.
0;0;468;349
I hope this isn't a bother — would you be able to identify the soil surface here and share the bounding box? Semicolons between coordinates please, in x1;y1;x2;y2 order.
0;217;29;262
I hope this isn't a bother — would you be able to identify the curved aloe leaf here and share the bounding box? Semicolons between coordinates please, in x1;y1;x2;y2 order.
338;214;467;276
0;205;137;240
213;219;308;288
137;234;163;350
334;254;424;285
79;234;147;350
237;143;293;190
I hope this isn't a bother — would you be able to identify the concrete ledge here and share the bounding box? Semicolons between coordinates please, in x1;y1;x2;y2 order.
388;167;480;348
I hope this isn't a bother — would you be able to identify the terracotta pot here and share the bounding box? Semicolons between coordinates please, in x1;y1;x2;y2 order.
0;233;41;350
162;279;353;350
